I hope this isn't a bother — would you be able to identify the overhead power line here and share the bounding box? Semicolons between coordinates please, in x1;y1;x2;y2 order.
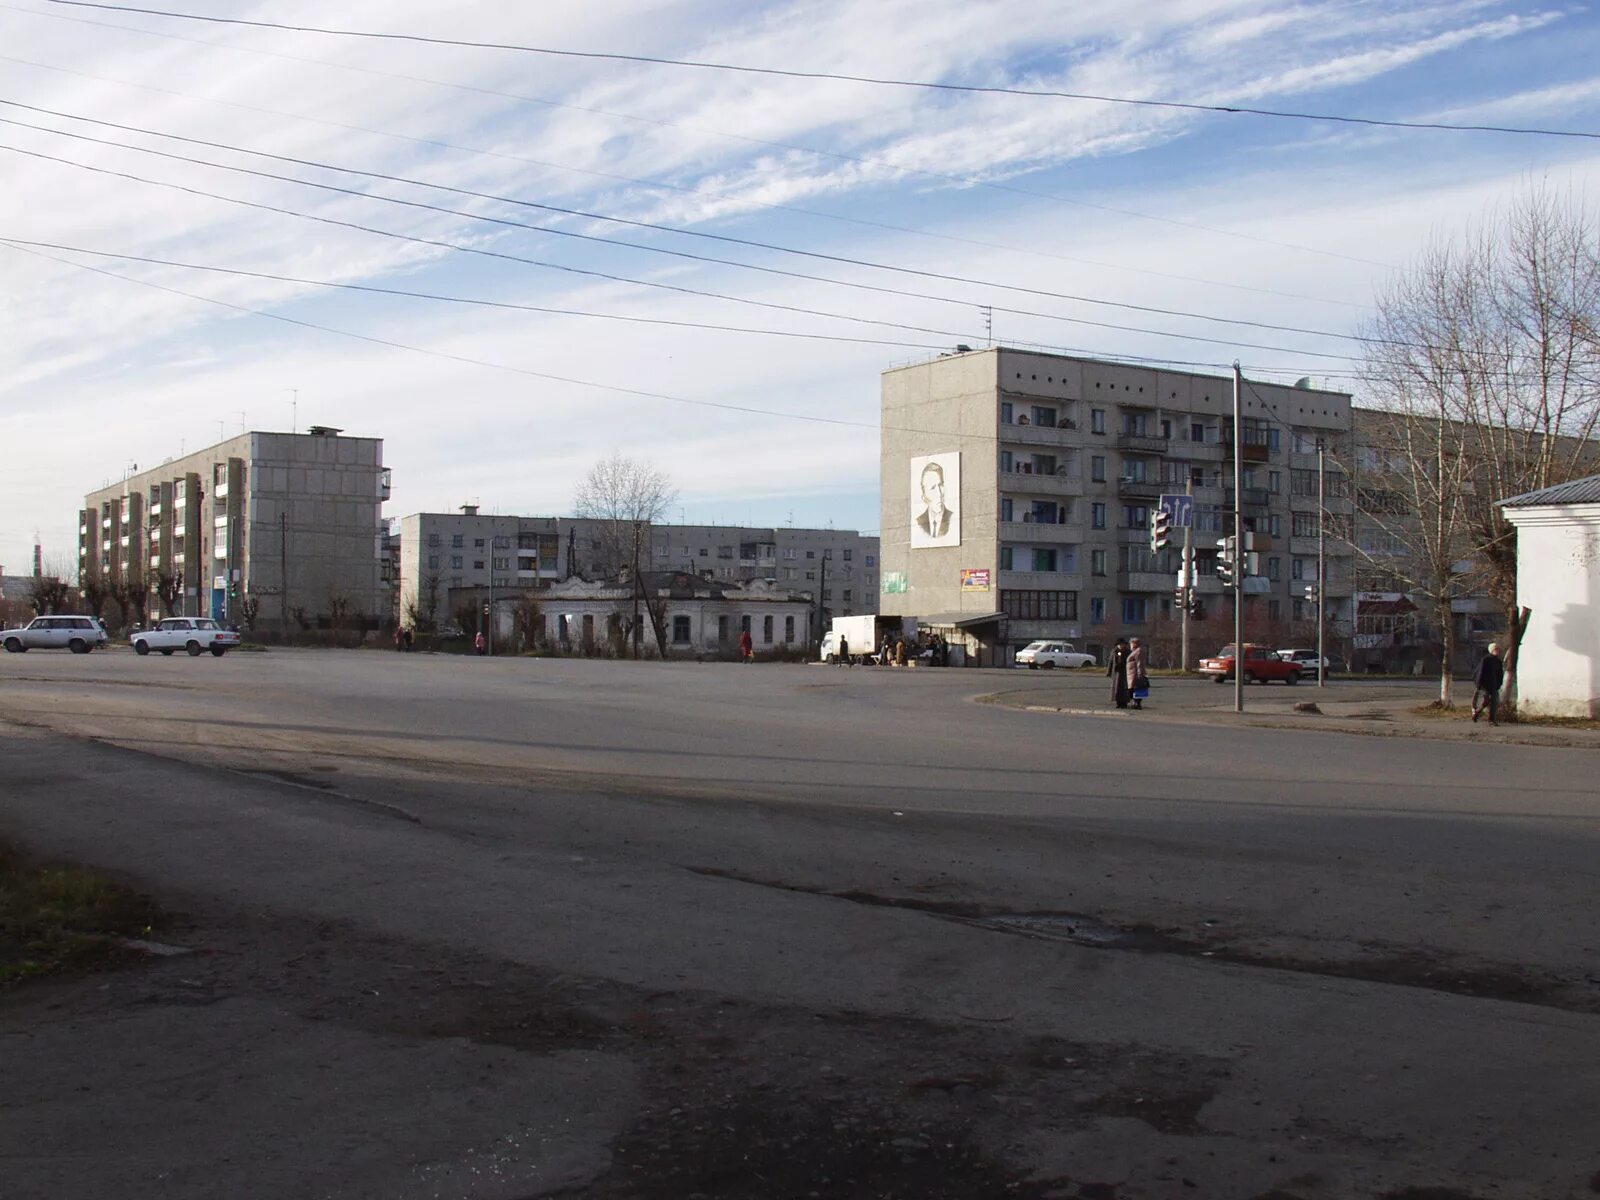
44;0;1600;140
5;2;1393;271
0;98;1385;348
0;53;1363;311
0;125;1367;363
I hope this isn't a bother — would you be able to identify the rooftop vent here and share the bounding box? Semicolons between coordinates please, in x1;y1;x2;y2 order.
461;504;479;516
307;425;343;436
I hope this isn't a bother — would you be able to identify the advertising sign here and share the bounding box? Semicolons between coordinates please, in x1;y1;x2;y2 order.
909;452;961;548
882;571;908;594
960;568;990;592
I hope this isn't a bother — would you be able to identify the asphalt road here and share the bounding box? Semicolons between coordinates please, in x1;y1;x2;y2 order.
2;648;1598;1198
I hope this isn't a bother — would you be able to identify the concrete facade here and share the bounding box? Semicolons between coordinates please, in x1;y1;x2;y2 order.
400;509;878;632
881;348;1354;664
80;430;388;630
1500;481;1600;717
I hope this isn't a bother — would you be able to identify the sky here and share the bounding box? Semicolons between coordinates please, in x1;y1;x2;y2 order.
4;0;1600;575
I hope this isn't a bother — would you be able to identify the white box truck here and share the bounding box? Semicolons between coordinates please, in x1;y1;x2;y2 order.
819;614;879;664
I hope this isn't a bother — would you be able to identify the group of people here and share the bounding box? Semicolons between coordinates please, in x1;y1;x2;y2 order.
1107;636;1149;710
391;626;415;652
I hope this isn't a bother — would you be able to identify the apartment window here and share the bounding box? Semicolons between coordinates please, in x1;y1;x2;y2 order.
1268;556;1281;580
824;549;833;560
1091;456;1106;482
1292;469;1318;496
428;533;441;546
1191;422;1205;443
1091;549;1107;576
428;555;439;570
806;550;815;559
1122;505;1148;529
785;616;795;642
493;557;509;570
1268;515;1282;538
451;534;463;548
740;616;751;634
673;615;691;644
865;555;876;566
1091;409;1106;434
783;548;797;559
1001;590;1077;620
1122;459;1147;483
1000;498;1014;522
474;538;485;548
493;536;510;549
1120;411;1147;435
823;589;833;600
843;549;852;561
1292;558;1305;581
1190;466;1204;487
1268;470;1282;494
1091;503;1107;529
1159;419;1172;439
1032;405;1056;426
1090;597;1106;624
806;571;815;580
1268;599;1282;621
1268;428;1282;455
451;556;463;569
1122;597;1148;624
473;560;485;570
1293;513;1320;538
763;615;774;643
843;589;853;601
1032;548;1057;572
1000;547;1013;570
999;450;1013;472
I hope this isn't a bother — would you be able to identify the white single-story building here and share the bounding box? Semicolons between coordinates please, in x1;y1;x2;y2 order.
490;571;814;658
1499;474;1600;718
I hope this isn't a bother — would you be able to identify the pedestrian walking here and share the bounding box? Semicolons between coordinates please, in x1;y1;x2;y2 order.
1107;636;1131;709
838;635;851;666
1472;642;1505;725
474;630;487;656
738;628;754;663
895;638;907;667
879;636;893;667
1126;637;1148;710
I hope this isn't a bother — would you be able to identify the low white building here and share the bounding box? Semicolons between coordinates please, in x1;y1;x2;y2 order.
1499;475;1600;718
492;572;813;659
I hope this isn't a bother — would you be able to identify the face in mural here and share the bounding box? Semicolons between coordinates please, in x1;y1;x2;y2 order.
910;452;960;548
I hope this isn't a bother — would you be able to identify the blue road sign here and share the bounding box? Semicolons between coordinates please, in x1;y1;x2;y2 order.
1159;493;1194;528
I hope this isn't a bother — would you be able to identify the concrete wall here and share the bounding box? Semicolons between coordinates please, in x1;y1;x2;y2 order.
1505;504;1600;717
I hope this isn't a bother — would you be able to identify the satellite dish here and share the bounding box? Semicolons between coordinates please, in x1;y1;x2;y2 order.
1294;376;1315;389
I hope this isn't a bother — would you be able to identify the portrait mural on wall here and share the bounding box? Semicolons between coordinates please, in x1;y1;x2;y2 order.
910;452;960;549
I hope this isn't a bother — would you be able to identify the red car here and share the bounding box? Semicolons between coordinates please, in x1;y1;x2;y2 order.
1198;643;1303;684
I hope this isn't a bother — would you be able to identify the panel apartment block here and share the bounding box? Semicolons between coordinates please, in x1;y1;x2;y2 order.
81;429;388;629
881;348;1354;664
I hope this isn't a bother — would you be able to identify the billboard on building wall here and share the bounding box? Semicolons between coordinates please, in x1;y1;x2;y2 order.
909;452;960;549
960;568;990;592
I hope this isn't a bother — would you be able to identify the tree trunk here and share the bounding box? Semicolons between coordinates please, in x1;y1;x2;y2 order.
1438;598;1456;707
1501;605;1532;719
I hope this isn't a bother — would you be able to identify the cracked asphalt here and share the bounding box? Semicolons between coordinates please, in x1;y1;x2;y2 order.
2;649;1598;1198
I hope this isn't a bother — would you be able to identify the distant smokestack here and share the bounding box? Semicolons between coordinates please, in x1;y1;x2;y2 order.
33;542;42;577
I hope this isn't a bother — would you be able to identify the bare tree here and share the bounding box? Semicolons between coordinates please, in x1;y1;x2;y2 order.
1358;183;1600;707
573;453;678;657
155;571;183;619
27;573;71;616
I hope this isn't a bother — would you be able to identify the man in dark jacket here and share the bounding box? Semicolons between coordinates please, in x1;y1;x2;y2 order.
1472;642;1505;725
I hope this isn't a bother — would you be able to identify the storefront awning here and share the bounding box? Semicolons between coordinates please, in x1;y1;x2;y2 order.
922;611;1006;629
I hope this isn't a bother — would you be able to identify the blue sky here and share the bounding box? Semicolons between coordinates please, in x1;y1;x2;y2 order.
3;0;1600;574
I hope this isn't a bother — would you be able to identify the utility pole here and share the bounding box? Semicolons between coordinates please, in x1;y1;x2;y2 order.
816;552;828;653
1317;438;1327;688
1180;478;1193;673
1232;362;1245;714
279;511;289;632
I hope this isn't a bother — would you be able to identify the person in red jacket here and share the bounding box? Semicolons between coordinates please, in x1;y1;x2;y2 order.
738;628;753;662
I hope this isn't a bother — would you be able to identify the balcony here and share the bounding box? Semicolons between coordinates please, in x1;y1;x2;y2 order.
214;481;229;499
149;503;162;519
1182;441;1226;462
999;569;1085;590
1000;421;1077;448
1223;487;1273;508
1116;570;1173;593
1000;467;1080;496
379;468;392;500
1290;535;1322;556
1116;478;1161;501
1223;441;1271;463
1000;520;1084;544
1116;433;1170;455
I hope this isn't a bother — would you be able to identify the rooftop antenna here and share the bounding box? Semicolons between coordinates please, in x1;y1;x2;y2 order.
982;306;993;345
287;387;298;433
238;410;246;435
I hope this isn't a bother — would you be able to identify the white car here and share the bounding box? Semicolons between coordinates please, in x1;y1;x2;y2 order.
132;617;241;658
1;615;108;654
1277;648;1331;674
1014;640;1096;669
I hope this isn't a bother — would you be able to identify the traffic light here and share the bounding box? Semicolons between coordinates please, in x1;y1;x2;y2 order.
1150;507;1171;553
1174;585;1188;608
1215;536;1235;587
482;602;491;617
228;581;237;599
1304;582;1320;604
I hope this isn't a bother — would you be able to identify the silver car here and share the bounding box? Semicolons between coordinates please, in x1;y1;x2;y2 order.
132;617;241;658
1;615;109;654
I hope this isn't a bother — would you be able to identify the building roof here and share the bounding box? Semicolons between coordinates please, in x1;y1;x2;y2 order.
1498;473;1600;508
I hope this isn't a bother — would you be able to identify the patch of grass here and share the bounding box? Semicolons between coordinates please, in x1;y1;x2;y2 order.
0;841;161;985
1409;702;1600;731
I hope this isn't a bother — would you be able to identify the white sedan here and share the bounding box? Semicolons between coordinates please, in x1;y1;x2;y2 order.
1014;640;1097;669
132;617;241;658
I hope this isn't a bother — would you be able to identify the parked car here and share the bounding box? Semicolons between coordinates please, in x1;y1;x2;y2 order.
131;617;241;658
1014;640;1097;669
1277;648;1331;674
1;615;109;654
1199;643;1303;684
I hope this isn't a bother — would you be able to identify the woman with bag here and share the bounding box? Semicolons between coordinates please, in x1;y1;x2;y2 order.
1107;637;1131;709
1126;637;1149;710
